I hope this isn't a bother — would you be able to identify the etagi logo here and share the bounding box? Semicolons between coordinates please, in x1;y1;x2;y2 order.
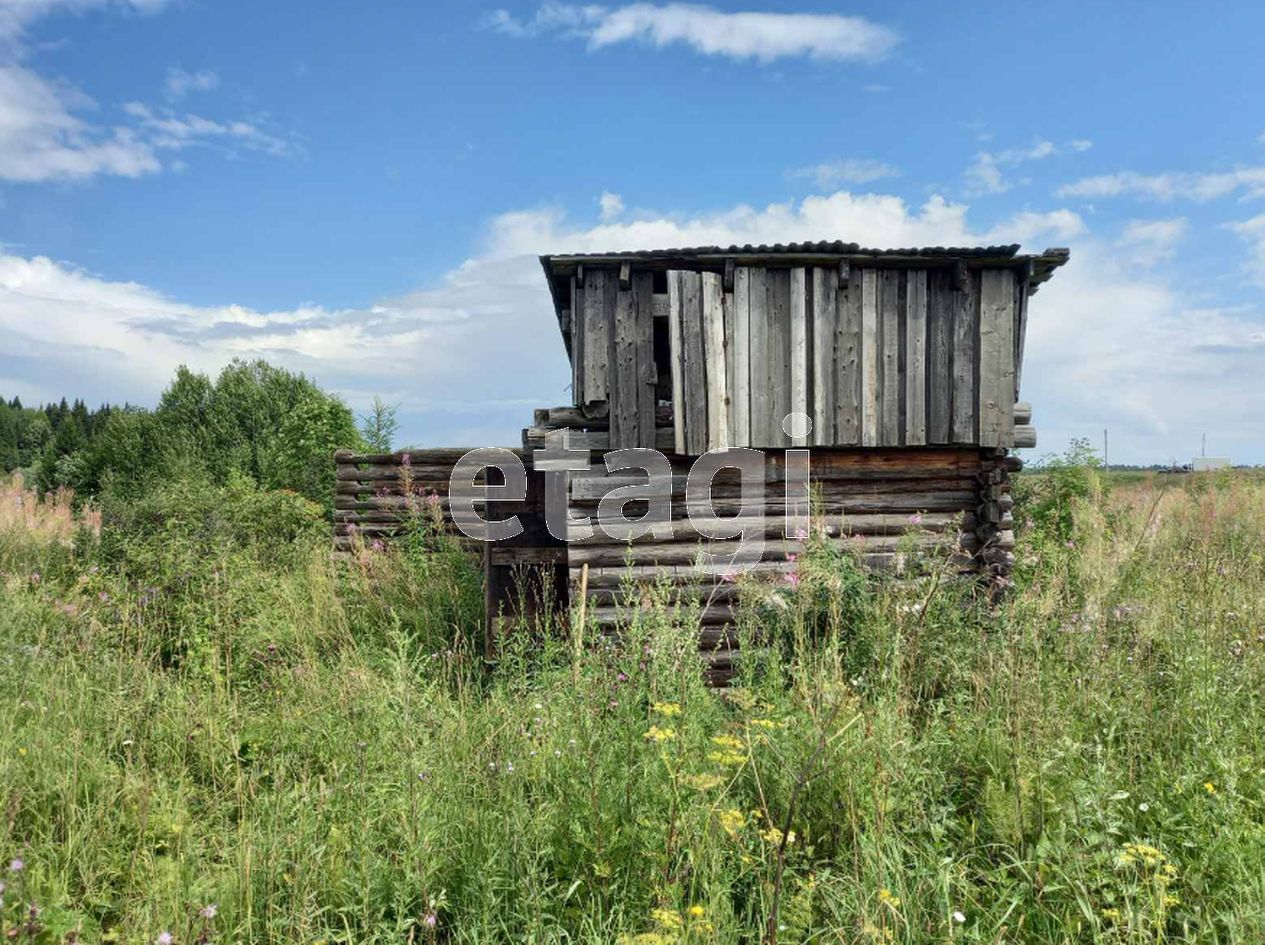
447;414;814;576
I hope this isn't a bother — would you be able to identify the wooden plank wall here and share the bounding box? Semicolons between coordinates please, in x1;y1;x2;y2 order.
579;264;1033;455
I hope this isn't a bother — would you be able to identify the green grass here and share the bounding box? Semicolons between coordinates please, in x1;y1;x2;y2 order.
1;469;1263;943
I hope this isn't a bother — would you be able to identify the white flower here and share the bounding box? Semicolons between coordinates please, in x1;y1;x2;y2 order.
1138;802;1150;812
953;911;966;923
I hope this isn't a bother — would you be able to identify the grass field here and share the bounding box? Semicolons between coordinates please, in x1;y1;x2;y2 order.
1;465;1263;943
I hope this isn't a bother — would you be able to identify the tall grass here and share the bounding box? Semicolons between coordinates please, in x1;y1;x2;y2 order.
0;469;1262;943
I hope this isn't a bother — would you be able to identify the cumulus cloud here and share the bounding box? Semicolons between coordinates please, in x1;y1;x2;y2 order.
1057;166;1265;201
163;66;218;101
1115;218;1187;266
489;3;900;64
598;190;624;221
964;138;1092;196
788;158;899;189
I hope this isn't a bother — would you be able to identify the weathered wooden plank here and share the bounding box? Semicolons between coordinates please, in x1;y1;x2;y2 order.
680;271;708;455
789;267;809;446
950;270;979;444
747;267;770;446
810;267;837;446
1014;276;1029;400
633;270;657;449
879;269;903;446
978;269;1015;448
582;268;613;406
610;282;639;449
904;269;928;446
701;272;729;450
766;268;792;447
860;268;880;446
667;271;686;454
926;269;953;444
836;268;861;445
571;276;584;405
731;268;751;447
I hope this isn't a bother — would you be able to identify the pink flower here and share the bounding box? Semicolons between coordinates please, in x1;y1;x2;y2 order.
783;571;800;587
908;513;923;525
400;452;412;466
423;912;438;928
786;553;798;563
792;528;808;540
9;858;24;872
156;933;173;945
720;569;737;583
426;491;442;508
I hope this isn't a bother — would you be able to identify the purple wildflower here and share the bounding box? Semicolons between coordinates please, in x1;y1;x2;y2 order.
909;512;923;525
784;571;801;587
200;904;218;920
9;858;23;872
156;933;173;945
423;912;437;928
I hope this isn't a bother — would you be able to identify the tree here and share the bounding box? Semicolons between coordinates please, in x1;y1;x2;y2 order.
359;397;399;452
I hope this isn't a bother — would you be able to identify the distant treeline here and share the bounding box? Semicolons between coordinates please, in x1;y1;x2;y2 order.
1;359;364;512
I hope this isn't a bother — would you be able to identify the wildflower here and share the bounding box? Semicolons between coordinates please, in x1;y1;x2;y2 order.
651;702;682;717
423;912;437;928
792;528;808;540
908;513;923;525
786;553;798;563
760;826;796;846
717;808;745;837
687;905;706;918
651;908;683;930
750;718;782;730
952;910;966;924
682;773;723;791
9;858;23;872
426;491;441;508
200;904;218;920
710;734;743;751
878;888;901;909
784;571;800;587
720;569;737;583
1102;907;1120;921
1203;781;1216;795
708;750;747;767
643;725;677;742
156;933;173;945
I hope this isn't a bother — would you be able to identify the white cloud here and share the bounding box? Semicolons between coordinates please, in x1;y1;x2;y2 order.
1057;166;1265;201
1227;212;1265;287
965;138;1092;196
598;190;624;221
489;3;900;63
789;158;899;189
0;0;166;43
1116;217;1187;266
164;66;218;102
122;101;295;158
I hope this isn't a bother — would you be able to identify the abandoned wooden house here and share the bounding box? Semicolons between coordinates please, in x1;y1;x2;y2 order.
335;241;1069;678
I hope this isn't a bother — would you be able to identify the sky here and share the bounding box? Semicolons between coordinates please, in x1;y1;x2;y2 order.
1;0;1263;464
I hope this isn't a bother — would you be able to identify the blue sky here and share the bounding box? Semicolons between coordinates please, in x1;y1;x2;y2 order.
1;0;1263;463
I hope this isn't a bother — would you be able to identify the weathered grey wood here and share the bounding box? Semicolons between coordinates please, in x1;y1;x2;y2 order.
927;269;953;444
811;267;837;446
789;267;809;446
836;269;862;445
879;269;903;446
747;267;770;446
766;268;792;447
667;271;686;454
978;269;1016;448
571;276;584;405
1014;424;1037;448
860;268;880;446
679;270;708;455
582;268;613;406
904;269;928;446
731;267;751;447
1014;276;1029;399
610;282;639;449
1014;401;1032;425
950;270;979;444
633;271;657;449
701;272;729;449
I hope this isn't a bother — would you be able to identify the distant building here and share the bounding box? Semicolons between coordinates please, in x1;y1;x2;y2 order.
1192;456;1231;471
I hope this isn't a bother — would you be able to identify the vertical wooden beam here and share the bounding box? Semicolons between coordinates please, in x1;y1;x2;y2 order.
767;268;792;447
731;267;751;447
879;269;902;446
811;266;837;446
633;270;656;449
701;271;729;450
610;281;638;449
789;267;809;446
927;269;953;444
950;269;979;444
860;268;880;447
1014;275;1030;400
571;275;584;406
978;269;1015;448
680;270;708;455
904;269;928;446
667;271;686;454
835;267;862;445
747;267;769;447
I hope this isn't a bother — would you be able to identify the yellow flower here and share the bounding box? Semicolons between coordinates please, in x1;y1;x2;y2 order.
750;718;783;730
760;826;796;846
717;808;745;837
17;747;26;757
1203;781;1217;795
652;702;682;717
651;908;683;930
643;725;677;743
710;734;744;751
707;750;747;767
878;888;902;909
687;905;706;918
1101;907;1120;921
682;773;723;791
